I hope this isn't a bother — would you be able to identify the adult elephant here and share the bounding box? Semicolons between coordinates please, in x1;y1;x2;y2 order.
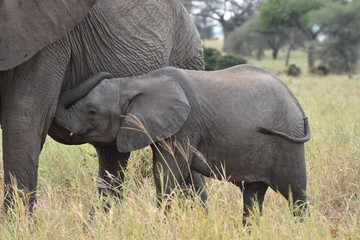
0;0;207;213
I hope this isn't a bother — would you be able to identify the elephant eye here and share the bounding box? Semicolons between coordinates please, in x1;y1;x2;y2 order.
88;110;96;115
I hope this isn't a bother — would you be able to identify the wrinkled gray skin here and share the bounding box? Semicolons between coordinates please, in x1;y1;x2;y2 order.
55;65;310;224
0;0;207;213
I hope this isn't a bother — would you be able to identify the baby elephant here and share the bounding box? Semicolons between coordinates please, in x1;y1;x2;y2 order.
55;65;310;224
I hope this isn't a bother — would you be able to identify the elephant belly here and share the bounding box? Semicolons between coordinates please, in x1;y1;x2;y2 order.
198;135;275;184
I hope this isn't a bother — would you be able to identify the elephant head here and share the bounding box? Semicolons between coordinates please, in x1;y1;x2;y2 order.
55;70;191;151
55;72;114;142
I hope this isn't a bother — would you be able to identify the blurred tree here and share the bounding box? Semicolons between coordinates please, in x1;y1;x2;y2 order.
226;14;291;60
261;28;289;60
195;15;216;40
260;0;326;72
225;14;267;59
313;1;360;77
195;0;262;40
225;13;307;61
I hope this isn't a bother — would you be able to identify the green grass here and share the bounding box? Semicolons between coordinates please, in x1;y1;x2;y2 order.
1;52;360;239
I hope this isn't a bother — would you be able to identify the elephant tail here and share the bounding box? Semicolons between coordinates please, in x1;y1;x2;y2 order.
259;117;311;143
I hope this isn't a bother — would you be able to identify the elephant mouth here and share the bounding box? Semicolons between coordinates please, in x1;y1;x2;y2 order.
50;125;114;146
69;127;94;138
66;133;93;144
70;128;115;144
49;124;87;145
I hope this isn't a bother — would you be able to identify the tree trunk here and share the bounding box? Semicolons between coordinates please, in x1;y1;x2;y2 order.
220;19;235;45
256;48;264;60
272;49;278;60
285;31;294;66
307;41;316;73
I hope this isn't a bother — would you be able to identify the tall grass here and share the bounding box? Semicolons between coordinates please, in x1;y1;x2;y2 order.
0;54;359;239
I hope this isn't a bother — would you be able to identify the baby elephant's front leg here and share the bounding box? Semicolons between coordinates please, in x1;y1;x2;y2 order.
151;141;191;210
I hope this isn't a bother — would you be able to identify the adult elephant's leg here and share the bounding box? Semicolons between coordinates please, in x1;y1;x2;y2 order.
1;47;68;213
95;145;130;202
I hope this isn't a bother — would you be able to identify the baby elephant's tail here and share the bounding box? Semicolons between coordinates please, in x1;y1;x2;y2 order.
259;117;311;143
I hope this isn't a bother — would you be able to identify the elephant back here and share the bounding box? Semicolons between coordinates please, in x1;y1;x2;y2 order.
0;0;96;71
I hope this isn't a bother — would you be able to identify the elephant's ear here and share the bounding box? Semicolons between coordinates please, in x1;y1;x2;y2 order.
0;0;96;71
116;76;191;153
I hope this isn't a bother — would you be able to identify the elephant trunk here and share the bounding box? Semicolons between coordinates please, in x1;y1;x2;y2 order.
55;72;114;131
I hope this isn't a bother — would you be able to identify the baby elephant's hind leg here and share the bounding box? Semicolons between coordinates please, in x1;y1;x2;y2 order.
273;149;308;218
185;170;208;205
237;182;269;225
276;180;308;218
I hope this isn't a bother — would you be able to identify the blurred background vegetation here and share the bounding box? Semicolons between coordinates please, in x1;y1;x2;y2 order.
182;0;360;77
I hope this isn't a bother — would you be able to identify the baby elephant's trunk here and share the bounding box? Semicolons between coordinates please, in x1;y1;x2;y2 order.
259;117;311;143
54;72;113;130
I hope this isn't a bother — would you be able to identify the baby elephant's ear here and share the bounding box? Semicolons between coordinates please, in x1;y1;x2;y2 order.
116;76;190;152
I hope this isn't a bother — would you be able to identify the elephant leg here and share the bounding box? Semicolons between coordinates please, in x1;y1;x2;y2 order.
237;182;268;226
276;179;307;218
1;47;68;213
94;145;130;206
272;148;308;218
184;170;208;205
151;143;190;210
2;116;43;213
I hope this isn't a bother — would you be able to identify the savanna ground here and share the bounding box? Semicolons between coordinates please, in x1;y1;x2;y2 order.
0;40;359;239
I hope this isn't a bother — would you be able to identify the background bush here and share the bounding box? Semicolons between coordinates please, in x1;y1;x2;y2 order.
216;53;247;70
203;47;221;70
286;64;301;77
315;64;330;76
204;47;247;71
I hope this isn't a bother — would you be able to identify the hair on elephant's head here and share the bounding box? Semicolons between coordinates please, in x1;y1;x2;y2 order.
55;71;191;152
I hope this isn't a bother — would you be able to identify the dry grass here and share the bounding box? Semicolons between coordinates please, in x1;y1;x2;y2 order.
0;52;359;239
202;38;224;52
